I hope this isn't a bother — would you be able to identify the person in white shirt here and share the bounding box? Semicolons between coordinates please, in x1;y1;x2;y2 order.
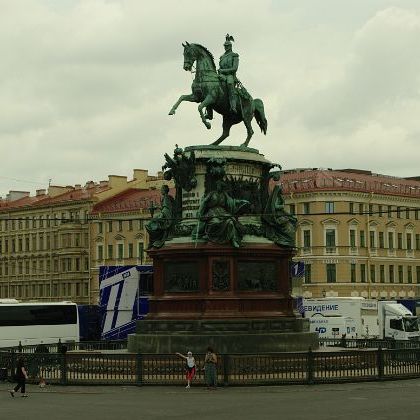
175;351;196;388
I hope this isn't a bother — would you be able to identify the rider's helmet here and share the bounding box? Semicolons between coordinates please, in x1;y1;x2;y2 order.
224;34;234;47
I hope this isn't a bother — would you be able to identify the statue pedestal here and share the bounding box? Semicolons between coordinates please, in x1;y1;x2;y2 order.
128;145;318;353
127;242;318;353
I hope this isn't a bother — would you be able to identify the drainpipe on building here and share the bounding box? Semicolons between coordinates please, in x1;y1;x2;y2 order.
367;192;373;299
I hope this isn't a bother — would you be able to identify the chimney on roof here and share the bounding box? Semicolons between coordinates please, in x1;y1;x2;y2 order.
36;189;46;196
99;180;108;187
6;191;30;201
108;175;127;189
157;171;164;179
85;181;95;188
74;184;81;190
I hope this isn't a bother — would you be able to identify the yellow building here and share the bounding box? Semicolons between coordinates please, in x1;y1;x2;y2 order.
89;187;171;303
281;169;420;299
0;170;168;304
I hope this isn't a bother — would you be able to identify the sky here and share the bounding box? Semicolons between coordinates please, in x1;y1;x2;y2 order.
1;0;420;197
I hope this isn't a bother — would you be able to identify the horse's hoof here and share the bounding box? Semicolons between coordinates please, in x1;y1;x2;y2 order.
240;143;248;148
205;122;211;129
168;110;175;115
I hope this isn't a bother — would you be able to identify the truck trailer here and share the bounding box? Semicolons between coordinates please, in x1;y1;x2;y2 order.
303;297;419;341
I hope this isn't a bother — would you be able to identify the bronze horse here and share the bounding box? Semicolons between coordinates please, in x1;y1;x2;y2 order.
169;42;267;147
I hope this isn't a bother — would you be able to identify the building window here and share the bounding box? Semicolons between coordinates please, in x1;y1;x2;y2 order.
388;232;394;250
380;265;385;283
369;204;373;216
417;266;420;284
389;265;394;283
406;233;412;250
98;222;103;234
96;245;104;260
415;209;419;220
325;202;334;214
138;220;144;230
128;220;133;231
118;221;123;232
303;230;311;248
350;264;356;283
75;258;80;271
326;264;336;283
398;265;403;283
387;206;392;218
128;243;133;258
408;266;412;284
303;203;310;215
379;232;384;248
325;229;336;250
117;244;124;260
416;234;420;251
304;264;311;284
349;230;356;247
108;221;113;233
369;231;375;248
138;242;144;264
289;204;295;215
378;205;383;217
370;265;376;283
406;208;410;219
360;231;365;248
349;202;354;214
397;233;403;250
360;264;366;283
397;207;401;218
107;244;113;259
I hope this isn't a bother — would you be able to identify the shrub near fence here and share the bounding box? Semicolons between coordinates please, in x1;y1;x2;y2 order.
2;344;420;386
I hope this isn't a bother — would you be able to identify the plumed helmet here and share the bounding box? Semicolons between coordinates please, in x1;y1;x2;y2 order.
224;33;235;46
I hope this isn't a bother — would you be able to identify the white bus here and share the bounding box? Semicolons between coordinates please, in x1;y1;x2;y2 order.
0;300;79;348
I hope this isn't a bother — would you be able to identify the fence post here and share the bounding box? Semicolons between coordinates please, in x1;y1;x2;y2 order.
377;346;384;380
60;353;68;385
136;353;142;386
223;354;230;387
307;347;314;385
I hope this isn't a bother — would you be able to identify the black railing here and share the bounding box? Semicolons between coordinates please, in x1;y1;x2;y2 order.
2;345;420;386
319;338;420;350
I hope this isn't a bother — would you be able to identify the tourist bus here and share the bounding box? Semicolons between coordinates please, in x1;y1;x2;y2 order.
0;299;79;348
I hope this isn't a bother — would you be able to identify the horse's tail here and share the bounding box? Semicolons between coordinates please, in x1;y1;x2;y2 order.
253;99;267;135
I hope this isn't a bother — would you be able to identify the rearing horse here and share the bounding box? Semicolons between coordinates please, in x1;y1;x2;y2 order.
169;42;267;147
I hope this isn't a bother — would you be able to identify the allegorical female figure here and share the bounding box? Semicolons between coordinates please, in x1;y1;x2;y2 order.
146;185;175;248
262;185;297;247
196;180;248;248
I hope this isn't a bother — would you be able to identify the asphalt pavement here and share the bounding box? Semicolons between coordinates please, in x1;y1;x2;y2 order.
2;379;420;420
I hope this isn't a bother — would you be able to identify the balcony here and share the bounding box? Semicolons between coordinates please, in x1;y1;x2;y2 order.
406;249;414;258
370;247;378;256
349;246;358;256
302;247;312;256
325;246;337;255
388;248;396;257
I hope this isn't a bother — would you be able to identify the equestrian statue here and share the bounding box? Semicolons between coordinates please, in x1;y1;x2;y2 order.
169;34;267;148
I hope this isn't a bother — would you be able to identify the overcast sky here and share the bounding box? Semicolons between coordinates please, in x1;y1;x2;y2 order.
1;0;419;197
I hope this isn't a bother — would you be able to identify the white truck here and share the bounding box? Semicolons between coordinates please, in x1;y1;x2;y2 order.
303;297;420;341
308;314;357;339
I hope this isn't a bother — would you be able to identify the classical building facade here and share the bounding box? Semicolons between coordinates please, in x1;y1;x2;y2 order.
281;169;420;299
89;187;171;303
0;169;168;304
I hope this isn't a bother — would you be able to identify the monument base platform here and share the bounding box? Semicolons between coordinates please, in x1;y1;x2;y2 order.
127;318;318;353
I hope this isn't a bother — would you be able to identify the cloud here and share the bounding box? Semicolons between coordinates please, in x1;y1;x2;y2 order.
0;1;420;196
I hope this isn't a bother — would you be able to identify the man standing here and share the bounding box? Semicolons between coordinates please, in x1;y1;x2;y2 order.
218;34;239;113
9;357;29;398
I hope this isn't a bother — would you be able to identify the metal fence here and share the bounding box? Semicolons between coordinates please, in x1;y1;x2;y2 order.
319;338;420;350
2;345;420;386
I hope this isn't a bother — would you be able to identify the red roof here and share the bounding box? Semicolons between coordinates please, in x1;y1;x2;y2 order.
279;169;420;198
91;188;175;214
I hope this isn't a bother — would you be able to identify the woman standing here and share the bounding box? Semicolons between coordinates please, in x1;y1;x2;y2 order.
175;351;196;388
204;347;218;389
10;357;29;398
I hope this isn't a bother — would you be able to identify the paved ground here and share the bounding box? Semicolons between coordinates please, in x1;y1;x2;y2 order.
2;379;420;420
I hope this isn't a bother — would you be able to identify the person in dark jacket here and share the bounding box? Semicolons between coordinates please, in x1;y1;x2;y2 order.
10;357;29;397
